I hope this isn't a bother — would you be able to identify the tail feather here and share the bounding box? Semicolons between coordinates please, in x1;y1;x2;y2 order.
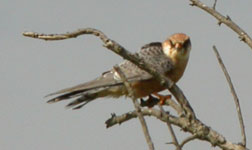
67;97;94;110
45;72;120;98
46;72;126;109
46;85;120;109
65;92;98;109
45;83;90;98
47;90;85;104
46;80;123;104
72;102;90;110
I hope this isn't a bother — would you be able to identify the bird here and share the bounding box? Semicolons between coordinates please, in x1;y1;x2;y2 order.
46;33;191;109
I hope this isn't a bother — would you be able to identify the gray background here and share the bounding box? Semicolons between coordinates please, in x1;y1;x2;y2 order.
1;0;251;149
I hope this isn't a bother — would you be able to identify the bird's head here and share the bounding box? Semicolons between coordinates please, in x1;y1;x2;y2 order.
162;33;191;61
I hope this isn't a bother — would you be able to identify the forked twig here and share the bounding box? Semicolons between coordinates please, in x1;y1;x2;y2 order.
113;65;155;150
188;0;248;148
190;0;252;50
105;107;246;150
213;45;246;146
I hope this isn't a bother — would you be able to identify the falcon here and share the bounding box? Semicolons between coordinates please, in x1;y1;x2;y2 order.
47;33;191;109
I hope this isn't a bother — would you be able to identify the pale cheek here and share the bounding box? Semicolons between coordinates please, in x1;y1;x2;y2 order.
163;46;172;57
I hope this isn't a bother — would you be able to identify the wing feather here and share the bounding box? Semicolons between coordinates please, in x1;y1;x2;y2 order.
46;42;174;106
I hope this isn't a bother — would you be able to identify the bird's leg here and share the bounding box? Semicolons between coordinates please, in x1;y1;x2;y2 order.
140;93;172;107
153;92;172;105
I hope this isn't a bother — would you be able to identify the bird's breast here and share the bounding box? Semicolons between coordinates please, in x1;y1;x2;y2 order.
167;58;189;83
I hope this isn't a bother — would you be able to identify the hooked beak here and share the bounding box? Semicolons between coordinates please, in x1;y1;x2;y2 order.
175;43;183;50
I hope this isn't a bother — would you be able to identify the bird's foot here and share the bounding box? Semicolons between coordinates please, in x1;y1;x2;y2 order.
140;93;172;107
153;93;172;105
140;95;159;108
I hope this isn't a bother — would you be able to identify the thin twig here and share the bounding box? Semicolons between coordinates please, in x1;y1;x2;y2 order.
213;46;246;146
105;108;246;150
158;105;181;150
23;28;196;119
212;0;217;10
105;108;179;128
180;134;198;148
164;98;184;117
113;65;155;150
190;0;252;50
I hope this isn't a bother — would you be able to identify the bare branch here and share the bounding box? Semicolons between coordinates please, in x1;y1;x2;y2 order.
113;65;155;150
164;98;184;117
23;28;196;119
158;105;181;150
212;0;217;10
189;0;252;50
213;46;246;147
105;108;180;128
180;134;198;148
23;29;108;41
106;108;246;150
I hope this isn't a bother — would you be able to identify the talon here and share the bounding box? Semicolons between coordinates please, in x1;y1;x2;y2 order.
140;95;159;108
153;93;172;105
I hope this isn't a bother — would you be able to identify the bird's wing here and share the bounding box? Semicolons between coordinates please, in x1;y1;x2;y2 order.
46;42;173;98
118;42;174;80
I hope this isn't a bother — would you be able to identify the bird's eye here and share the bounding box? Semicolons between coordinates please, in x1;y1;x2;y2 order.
169;40;175;47
183;39;191;49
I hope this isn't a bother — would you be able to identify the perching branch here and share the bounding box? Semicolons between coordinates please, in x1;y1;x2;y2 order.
189;0;252;50
105;108;179;128
213;46;246;147
140;95;184;116
164;98;184;117
105;108;246;150
113;65;155;150
23;28;195;120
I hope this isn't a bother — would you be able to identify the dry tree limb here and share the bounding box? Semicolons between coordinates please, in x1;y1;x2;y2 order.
105;108;179;128
158;100;185;150
22;28;195;119
158;105;181;150
213;46;246;147
164;98;184;117
180;134;198;148
105;108;246;150
212;0;217;10
187;0;248;148
113;65;154;150
189;0;252;50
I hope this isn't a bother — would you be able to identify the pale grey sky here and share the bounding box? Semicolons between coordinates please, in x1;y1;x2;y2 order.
1;0;251;150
